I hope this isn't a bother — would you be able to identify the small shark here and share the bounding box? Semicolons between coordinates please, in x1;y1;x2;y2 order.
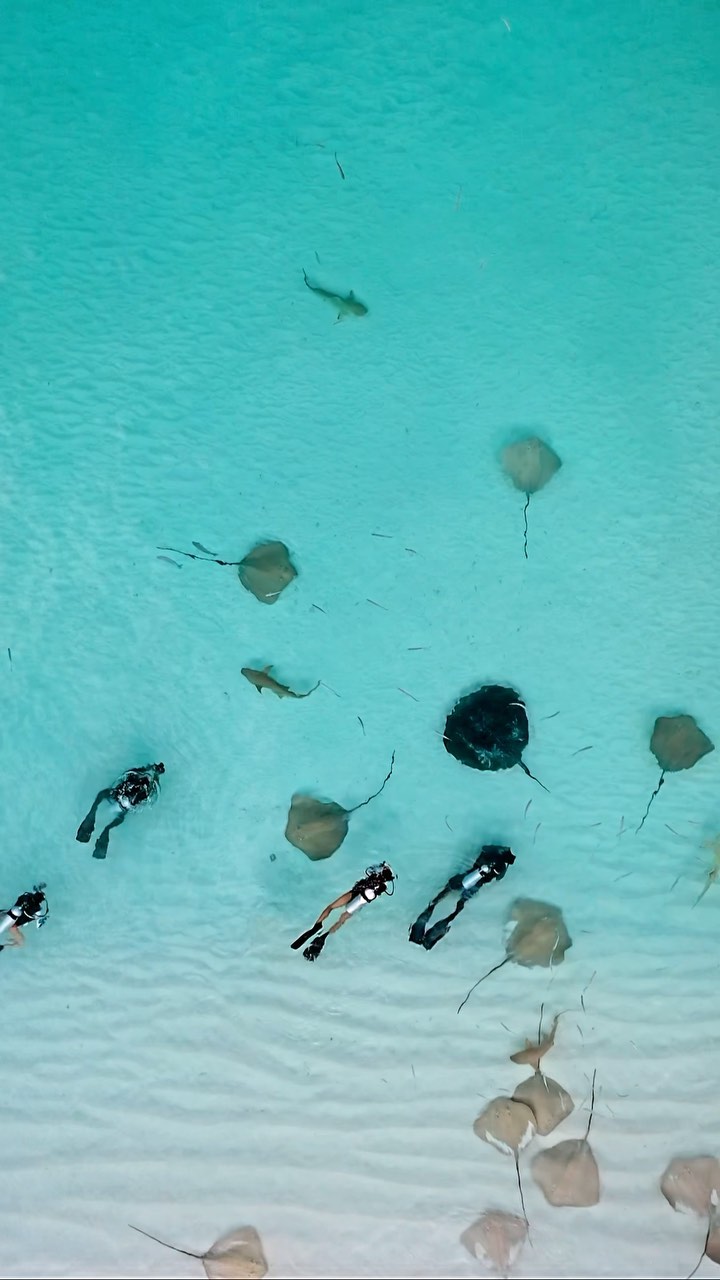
302;269;368;320
241;665;320;700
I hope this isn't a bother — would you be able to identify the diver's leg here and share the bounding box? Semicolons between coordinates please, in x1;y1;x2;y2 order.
291;893;351;950
0;927;24;949
92;810;126;860
409;875;464;945
76;789;112;842
326;910;351;936
421;898;468;950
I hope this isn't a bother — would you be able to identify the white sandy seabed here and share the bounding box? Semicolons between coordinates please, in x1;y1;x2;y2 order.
1;1;719;1277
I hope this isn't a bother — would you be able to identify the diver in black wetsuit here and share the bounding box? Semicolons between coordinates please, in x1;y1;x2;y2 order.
76;763;165;859
409;846;515;950
0;884;48;951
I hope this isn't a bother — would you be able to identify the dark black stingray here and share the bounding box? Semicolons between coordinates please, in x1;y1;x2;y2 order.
443;685;548;790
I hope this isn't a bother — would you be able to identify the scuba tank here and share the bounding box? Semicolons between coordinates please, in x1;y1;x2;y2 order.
0;884;48;935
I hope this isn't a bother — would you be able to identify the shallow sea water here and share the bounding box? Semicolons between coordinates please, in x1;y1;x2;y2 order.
1;1;719;1277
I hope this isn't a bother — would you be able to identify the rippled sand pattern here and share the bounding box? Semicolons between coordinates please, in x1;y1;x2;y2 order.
1;1;719;1276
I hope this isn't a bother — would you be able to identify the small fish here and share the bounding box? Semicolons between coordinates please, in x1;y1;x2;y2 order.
241;665;319;700
157;556;182;569
7;647;12;669
192;541;217;556
302;269;368;320
693;835;720;907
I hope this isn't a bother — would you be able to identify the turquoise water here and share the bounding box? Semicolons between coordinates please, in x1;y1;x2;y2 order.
1;2;719;1277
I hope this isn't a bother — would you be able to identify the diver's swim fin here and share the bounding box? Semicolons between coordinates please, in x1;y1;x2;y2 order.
421;919;453;950
291;922;322;950
92;811;125;859
76;789;112;842
408;916;430;946
303;932;328;961
76;813;96;843
92;830;110;859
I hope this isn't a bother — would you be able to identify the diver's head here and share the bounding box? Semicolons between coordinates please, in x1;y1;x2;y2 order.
380;862;395;882
153;763;166;775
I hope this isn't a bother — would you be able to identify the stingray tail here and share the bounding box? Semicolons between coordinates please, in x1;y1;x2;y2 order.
635;771;665;834
519;760;550;793
522;493;530;560
349;750;396;813
514;1154;531;1235
128;1225;201;1260
456;956;510;1014
156;545;242;568
685;1219;714;1280
584;1068;597;1141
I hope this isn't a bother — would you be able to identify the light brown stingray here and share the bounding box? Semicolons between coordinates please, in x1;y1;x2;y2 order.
474;1097;535;1224
662;1163;720;1280
238;540;297;604
284;753;395;860
531;1071;600;1207
500;436;562;559
513;1072;574;1137
458;899;572;1013
460;1210;528;1277
129;1224;268;1279
636;713;715;833
660;1156;720;1217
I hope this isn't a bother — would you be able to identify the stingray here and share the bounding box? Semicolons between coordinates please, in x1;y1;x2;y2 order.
237;541;297;604
284;752;395;860
510;1007;574;1136
636;714;715;833
660;1156;720;1217
661;1158;720;1279
443;685;548;790
458;899;572;1013
460;1209;528;1277
155;539;298;605
530;1071;600;1207
473;1097;535;1225
513;1072;573;1137
500;436;562;559
129;1223;268;1278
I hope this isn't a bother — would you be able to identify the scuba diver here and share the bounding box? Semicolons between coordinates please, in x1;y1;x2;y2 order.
0;883;49;952
409;845;515;950
76;762;165;859
291;862;396;961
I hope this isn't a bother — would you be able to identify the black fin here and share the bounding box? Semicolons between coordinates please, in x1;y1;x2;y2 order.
303;932;329;961
291;921;322;951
